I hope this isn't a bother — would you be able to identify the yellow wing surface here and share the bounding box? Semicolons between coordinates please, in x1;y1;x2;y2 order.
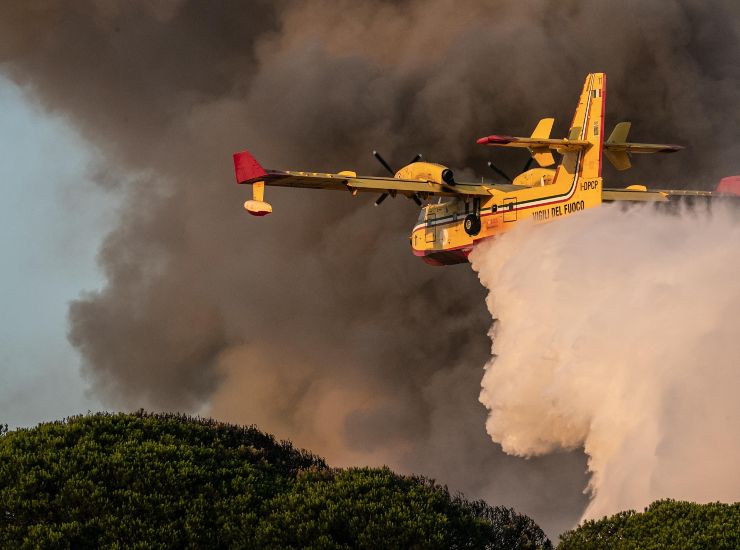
233;150;494;214
603;175;740;202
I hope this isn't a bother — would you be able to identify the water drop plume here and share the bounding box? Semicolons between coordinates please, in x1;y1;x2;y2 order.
471;202;740;519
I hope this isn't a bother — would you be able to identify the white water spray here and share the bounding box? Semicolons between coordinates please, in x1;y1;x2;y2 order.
470;203;740;520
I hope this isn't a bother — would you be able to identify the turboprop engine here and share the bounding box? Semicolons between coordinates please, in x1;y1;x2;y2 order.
371;151;455;206
394;161;456;185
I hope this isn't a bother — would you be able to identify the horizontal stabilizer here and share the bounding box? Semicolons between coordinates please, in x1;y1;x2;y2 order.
476;135;589;152
603;122;684;170
606;142;684;154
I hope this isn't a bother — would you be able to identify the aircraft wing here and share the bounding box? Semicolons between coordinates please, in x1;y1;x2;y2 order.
602;187;670;202
233;150;493;199
603;186;733;203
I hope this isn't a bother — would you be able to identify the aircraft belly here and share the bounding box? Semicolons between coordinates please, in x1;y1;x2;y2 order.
411;217;496;266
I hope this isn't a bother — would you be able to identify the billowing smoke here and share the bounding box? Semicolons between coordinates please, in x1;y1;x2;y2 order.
1;0;738;535
471;202;740;519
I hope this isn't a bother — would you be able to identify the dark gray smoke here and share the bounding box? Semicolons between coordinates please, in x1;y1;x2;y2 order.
2;0;738;537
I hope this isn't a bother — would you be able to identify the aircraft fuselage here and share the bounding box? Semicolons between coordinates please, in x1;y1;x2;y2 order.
411;173;601;265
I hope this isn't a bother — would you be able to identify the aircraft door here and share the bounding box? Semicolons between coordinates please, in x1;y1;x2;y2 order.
503;197;517;222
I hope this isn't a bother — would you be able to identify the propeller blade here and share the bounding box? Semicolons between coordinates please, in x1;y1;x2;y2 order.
373;150;395;176
487;161;512;183
409;153;422;164
374;193;389;206
522;156;534;173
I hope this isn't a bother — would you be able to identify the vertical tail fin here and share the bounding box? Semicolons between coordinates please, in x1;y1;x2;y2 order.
607;121;631;144
550;73;605;207
567;72;605;181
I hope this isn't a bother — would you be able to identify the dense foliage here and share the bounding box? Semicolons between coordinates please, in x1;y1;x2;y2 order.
558;499;740;550
0;412;550;549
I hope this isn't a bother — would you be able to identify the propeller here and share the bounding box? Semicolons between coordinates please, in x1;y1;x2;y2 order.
487;160;512;183
373;151;423;207
373;150;395;176
487;155;536;184
522;156;535;172
406;154;423;205
374;193;390;206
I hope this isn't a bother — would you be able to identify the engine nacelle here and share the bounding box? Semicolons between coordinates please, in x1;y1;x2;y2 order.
395;162;455;185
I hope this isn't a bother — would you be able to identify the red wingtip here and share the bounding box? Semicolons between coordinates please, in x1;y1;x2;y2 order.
717;175;740;195
233;150;267;184
476;135;514;145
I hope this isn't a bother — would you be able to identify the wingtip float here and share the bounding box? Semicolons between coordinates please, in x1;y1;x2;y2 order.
233;151;273;216
233;72;740;265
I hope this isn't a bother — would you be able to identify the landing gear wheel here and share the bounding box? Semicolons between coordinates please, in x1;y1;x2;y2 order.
464;214;481;236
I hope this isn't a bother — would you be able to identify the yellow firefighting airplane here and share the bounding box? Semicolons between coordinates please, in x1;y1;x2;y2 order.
233;73;740;265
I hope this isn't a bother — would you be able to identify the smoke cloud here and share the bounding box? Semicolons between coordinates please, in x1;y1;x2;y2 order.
1;0;738;535
471;202;740;519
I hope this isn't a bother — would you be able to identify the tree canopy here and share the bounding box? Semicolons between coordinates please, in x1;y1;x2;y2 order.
0;411;550;549
558;499;740;550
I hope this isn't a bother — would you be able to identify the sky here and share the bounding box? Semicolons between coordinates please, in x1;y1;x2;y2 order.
0;75;113;428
